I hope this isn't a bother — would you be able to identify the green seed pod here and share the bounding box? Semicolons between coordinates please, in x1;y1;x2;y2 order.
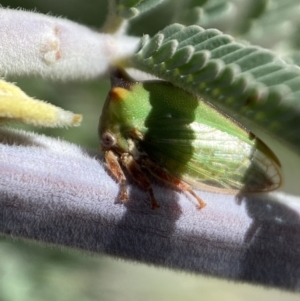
99;68;282;209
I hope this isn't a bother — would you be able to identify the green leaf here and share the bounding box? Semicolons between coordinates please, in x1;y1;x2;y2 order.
242;0;300;48
172;0;236;28
171;0;300;55
131;23;300;153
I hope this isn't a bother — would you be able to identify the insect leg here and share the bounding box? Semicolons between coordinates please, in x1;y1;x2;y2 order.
104;150;129;202
120;153;160;209
142;158;206;209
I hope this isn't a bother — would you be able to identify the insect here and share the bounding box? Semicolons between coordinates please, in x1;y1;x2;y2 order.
98;68;282;209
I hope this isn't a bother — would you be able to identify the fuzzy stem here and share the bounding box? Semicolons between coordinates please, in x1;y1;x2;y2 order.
0;128;299;291
0;8;139;80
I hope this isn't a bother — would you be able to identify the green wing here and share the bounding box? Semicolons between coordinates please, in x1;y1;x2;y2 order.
107;75;282;194
139;112;282;194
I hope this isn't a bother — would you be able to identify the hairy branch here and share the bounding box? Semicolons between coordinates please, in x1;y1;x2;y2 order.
0;8;139;80
0;128;299;291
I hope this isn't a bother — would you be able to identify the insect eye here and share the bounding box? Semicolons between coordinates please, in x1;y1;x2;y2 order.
101;132;116;148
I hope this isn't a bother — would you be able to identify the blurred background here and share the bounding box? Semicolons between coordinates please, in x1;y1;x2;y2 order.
0;0;299;300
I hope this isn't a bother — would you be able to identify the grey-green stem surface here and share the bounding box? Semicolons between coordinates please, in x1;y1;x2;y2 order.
0;128;299;291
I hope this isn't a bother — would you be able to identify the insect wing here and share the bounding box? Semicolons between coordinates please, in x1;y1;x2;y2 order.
140;114;282;194
101;70;282;196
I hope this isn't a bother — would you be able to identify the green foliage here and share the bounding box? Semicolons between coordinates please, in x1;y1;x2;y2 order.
243;0;300;49
172;0;235;29
131;23;300;152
